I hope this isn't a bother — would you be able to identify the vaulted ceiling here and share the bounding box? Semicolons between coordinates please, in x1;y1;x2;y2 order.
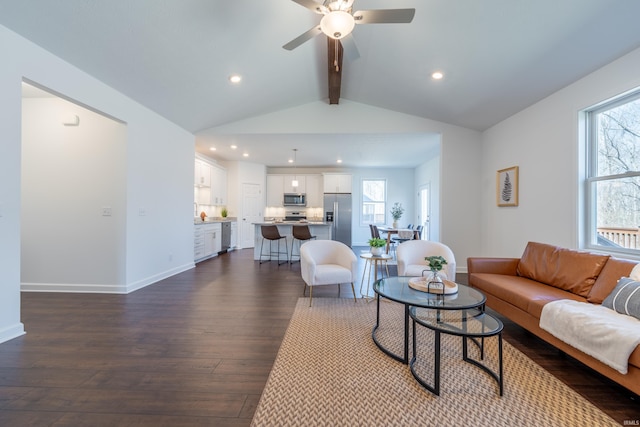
3;0;640;167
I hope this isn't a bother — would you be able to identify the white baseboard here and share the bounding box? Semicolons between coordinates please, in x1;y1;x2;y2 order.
21;282;129;293
125;262;195;293
0;323;26;344
21;262;195;294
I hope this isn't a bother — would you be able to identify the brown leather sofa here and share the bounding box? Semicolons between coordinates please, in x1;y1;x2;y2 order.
467;241;640;396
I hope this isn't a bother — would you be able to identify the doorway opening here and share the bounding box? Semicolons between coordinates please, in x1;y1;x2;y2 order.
418;184;430;241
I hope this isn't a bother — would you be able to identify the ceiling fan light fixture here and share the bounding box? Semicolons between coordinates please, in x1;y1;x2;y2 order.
320;11;355;39
328;0;354;11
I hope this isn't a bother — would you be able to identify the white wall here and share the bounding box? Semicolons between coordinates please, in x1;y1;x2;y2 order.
0;24;195;343
22;97;127;291
480;47;640;257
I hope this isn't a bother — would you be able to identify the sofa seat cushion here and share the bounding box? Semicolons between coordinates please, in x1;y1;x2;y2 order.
527;293;587;319
516;242;609;298
471;273;585;314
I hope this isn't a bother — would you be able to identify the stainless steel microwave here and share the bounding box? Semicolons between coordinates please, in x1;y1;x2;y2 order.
283;193;307;206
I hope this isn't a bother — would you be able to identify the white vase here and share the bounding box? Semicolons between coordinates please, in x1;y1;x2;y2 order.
370;246;383;256
392;221;398;228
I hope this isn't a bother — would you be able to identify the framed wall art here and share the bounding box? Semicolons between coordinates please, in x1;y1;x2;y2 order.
497;166;519;207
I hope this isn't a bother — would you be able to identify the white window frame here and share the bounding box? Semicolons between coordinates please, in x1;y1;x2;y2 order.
361;178;387;226
584;89;640;256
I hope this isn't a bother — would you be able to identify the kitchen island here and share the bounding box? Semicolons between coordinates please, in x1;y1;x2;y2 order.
252;222;332;261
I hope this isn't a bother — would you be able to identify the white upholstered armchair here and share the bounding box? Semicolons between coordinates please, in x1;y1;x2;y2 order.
396;240;456;281
300;240;358;307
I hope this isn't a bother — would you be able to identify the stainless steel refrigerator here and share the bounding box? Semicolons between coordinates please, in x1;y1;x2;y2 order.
324;193;352;247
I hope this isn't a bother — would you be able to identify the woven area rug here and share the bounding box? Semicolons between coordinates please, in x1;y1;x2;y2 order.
252;297;617;427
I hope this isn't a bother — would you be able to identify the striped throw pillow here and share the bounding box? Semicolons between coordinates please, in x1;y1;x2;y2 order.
602;277;640;320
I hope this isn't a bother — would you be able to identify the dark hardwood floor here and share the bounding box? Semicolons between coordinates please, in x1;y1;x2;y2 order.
0;248;638;426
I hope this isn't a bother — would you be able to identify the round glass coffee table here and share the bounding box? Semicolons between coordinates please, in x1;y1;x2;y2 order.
409;306;504;396
372;276;486;364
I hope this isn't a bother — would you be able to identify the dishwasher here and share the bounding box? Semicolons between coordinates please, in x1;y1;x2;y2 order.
220;221;231;253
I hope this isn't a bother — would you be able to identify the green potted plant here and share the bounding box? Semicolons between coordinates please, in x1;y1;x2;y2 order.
424;255;448;288
368;237;386;256
221;207;228;218
390;202;404;228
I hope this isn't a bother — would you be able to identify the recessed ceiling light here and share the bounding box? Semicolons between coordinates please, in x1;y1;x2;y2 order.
243;152;249;157
288;159;294;163
431;71;444;80
230;145;237;150
229;74;242;84
209;147;216;151
336;159;343;164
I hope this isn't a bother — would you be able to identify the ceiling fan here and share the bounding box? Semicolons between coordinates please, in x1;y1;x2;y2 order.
283;1;415;104
283;0;415;56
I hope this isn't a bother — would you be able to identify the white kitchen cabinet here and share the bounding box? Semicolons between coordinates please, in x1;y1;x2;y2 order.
194;225;205;260
204;223;222;256
195;222;221;262
305;174;322;207
194;159;211;187
323;173;352;193
283;175;306;193
211;164;227;206
266;175;284;207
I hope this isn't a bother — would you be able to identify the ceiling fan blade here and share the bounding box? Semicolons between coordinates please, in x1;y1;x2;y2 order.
291;0;328;14
353;9;416;24
340;33;360;61
283;26;322;50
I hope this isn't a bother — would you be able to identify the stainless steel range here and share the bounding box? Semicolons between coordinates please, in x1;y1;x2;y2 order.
284;211;307;222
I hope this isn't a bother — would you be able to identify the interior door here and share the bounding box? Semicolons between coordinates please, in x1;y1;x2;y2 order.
241;183;262;248
418;184;430;240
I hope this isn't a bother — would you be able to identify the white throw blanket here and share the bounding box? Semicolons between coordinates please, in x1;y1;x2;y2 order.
539;299;640;374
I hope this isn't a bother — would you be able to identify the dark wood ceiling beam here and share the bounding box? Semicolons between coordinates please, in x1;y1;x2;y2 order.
327;37;343;104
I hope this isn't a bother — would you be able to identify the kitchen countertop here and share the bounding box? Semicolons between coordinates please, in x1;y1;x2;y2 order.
254;221;330;226
194;217;236;225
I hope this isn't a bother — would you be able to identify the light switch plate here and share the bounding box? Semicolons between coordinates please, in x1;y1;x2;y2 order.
102;207;112;216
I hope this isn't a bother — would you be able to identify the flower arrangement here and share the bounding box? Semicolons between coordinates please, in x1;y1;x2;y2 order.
425;255;448;272
368;237;386;248
390;202;404;221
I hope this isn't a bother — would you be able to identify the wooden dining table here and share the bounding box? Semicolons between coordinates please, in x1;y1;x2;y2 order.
377;227;419;254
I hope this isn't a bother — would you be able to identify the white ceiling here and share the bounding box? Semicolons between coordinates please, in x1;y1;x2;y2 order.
5;0;640;168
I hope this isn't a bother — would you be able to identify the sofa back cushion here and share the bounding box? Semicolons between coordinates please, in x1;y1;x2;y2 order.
516;242;610;297
588;257;636;303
